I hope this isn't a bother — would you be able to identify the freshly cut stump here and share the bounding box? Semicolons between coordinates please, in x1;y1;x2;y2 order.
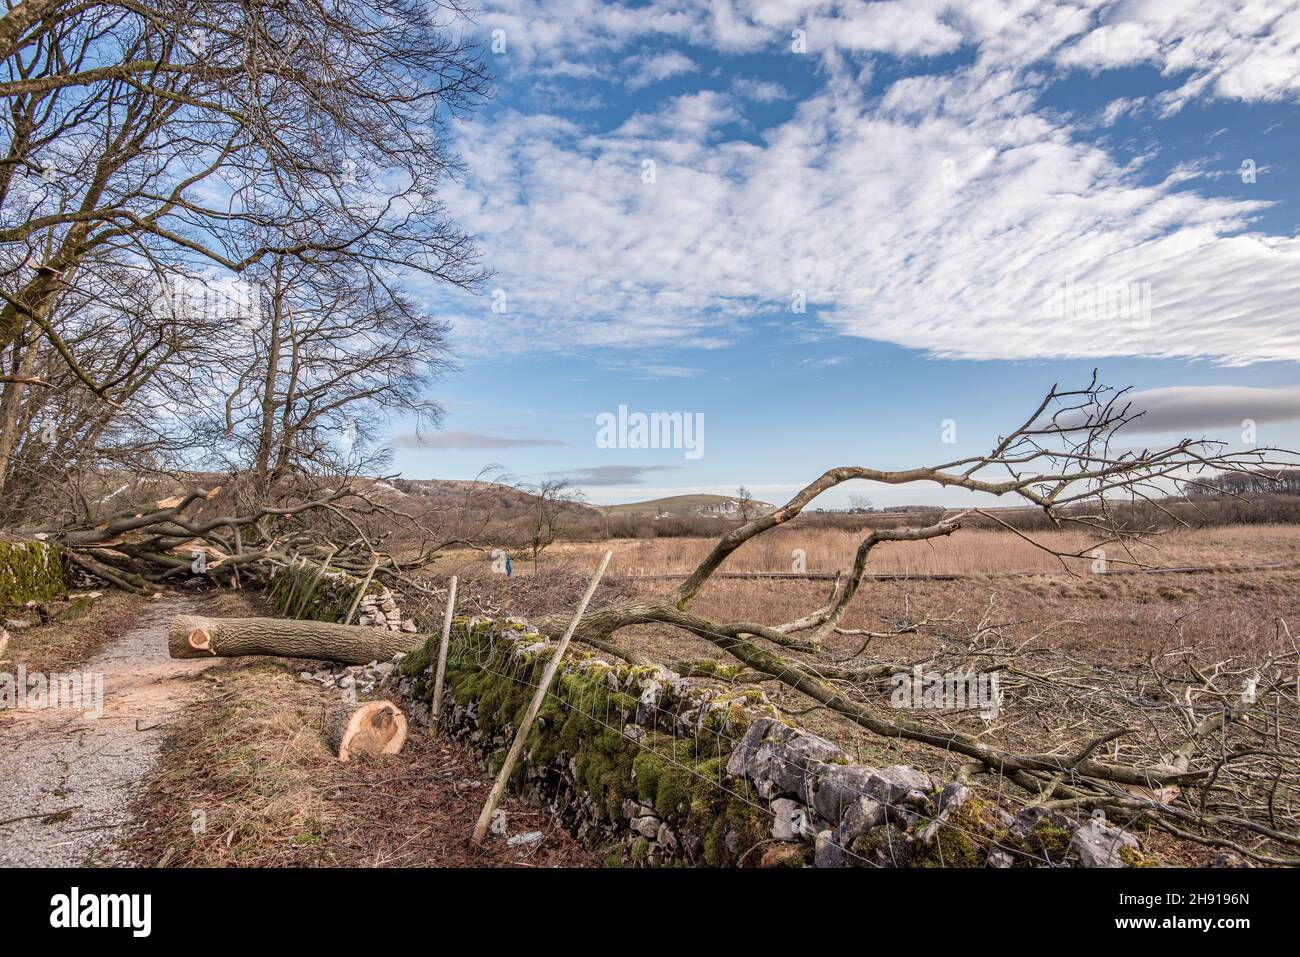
328;700;408;761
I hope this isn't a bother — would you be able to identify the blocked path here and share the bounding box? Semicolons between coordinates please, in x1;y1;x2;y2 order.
0;598;211;866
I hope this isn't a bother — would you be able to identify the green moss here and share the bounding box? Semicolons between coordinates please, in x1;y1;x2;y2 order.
914;799;1003;868
0;540;67;610
1119;846;1153;868
1013;818;1073;865
674;658;744;681
851;826;897;865
401;634;438;679
600;845;626;868
921;826;981;867
407;617;771;867
633;749;664;804
630;838;651;865
268;561;382;622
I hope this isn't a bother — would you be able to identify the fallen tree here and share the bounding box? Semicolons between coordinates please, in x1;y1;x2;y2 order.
159;377;1300;863
32;471;490;601
169;614;421;666
515;377;1298;861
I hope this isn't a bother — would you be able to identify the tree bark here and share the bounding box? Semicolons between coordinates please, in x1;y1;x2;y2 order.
168;614;423;665
0;326;38;495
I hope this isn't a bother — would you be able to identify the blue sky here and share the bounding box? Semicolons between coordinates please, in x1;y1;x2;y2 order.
383;1;1300;508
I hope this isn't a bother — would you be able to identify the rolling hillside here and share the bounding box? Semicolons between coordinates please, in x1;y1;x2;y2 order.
599;493;775;519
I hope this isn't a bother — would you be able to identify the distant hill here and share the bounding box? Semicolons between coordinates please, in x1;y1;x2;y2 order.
600;493;775;519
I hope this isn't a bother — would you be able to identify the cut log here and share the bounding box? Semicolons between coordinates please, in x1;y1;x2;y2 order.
168;614;424;665
327;700;408;761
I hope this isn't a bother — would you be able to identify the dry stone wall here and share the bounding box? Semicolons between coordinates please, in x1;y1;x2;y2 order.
390;614;1148;868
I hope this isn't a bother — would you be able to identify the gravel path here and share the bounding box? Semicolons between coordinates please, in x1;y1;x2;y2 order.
0;597;211;867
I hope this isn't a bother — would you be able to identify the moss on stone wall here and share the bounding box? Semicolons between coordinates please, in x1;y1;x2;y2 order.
393;616;1140;869
268;561;373;622
0;540;67;609
402;619;770;866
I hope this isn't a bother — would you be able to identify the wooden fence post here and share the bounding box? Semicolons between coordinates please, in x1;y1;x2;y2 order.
343;556;380;626
430;575;458;728
471;550;612;845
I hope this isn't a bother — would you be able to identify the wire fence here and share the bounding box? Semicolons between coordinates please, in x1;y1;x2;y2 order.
434;625;1088;869
610;560;1300;582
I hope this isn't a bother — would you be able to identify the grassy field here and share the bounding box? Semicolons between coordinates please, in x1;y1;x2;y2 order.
441;522;1300;579
427;522;1300;864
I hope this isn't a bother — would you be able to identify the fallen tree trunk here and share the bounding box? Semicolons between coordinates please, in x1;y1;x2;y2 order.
168;614;423;665
327;700;408;761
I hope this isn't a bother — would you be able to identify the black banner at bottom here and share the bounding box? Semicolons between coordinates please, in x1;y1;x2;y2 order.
0;866;1274;943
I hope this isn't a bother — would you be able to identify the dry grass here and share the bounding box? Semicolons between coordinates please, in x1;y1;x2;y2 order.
123;657;593;867
512;523;1300;579
414;525;1300;864
2;591;147;673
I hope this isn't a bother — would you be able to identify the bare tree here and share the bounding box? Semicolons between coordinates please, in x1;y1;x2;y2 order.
734;484;754;522
521;377;1299;857
208;253;453;493
0;252;224;518
0;0;489;579
0;0;488;395
518;478;582;570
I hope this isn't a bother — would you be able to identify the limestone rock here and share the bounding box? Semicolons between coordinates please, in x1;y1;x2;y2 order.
771;731;847;799
833;794;887;845
808;764;875;825
864;765;935;805
725;716;795;782
814;829;844;868
657;823;679;852
770;797;806;841
632;815;660;839
1071;817;1139;868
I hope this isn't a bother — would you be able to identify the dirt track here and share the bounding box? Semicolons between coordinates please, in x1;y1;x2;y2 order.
0;597;211;866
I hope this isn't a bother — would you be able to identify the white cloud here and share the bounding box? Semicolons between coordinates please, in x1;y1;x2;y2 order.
438;55;1300;366
729;76;795;102
476;1;1300;112
1055;2;1300;113
1096;95;1145;125
622;50;698;89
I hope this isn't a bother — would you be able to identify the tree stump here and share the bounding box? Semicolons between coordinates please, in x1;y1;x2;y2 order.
327;700;408;761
